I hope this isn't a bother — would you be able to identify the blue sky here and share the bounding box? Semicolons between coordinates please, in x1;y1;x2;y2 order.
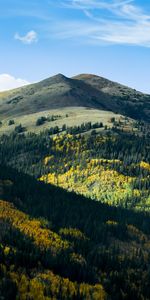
0;0;150;92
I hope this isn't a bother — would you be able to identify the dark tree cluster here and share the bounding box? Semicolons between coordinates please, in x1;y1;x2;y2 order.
0;165;150;299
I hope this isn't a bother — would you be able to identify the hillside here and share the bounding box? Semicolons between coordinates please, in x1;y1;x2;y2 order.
1;164;150;300
0;73;150;299
0;74;149;130
40;133;150;211
0;128;149;211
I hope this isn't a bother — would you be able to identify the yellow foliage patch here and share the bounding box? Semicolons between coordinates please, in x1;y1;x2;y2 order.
140;161;150;171
0;200;69;253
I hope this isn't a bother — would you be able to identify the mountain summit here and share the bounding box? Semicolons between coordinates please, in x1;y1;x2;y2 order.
0;73;149;121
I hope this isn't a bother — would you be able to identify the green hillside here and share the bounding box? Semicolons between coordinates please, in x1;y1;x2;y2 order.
0;106;132;136
0;74;149;129
0;73;150;299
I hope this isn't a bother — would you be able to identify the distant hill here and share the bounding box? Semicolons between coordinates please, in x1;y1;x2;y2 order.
0;73;149;122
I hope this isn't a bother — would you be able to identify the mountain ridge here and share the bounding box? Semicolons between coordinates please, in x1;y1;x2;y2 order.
0;73;147;95
0;73;149;122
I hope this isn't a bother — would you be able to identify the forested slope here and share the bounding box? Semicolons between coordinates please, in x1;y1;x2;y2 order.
0;117;150;299
1;165;150;299
0;128;149;211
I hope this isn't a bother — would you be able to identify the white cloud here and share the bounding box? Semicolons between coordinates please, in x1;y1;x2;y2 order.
14;30;38;44
63;0;134;11
0;74;30;92
54;0;150;47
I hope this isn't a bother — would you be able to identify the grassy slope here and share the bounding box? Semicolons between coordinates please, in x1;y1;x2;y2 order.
0;74;149;133
0;106;132;135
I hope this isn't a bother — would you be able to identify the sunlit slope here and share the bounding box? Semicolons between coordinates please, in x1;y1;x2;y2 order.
40;134;150;211
0;106;127;135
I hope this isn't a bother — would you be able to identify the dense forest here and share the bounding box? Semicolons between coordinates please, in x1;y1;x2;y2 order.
0;124;150;299
0;127;149;211
1;164;150;299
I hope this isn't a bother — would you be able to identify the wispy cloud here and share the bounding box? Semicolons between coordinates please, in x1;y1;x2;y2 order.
14;30;38;44
52;0;150;47
0;74;30;92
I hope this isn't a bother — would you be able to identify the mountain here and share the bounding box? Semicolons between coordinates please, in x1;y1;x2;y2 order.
0;74;150;300
0;74;107;118
0;73;149;122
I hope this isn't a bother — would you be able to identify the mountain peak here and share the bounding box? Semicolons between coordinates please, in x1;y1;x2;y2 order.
0;72;149;122
36;73;70;88
57;73;65;77
73;74;100;80
51;73;71;82
53;73;68;80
